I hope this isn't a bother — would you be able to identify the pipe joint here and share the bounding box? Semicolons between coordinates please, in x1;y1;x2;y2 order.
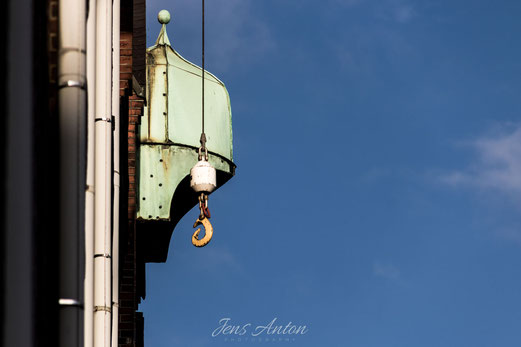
59;80;86;89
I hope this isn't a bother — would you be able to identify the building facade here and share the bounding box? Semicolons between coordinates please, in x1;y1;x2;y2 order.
1;1;234;347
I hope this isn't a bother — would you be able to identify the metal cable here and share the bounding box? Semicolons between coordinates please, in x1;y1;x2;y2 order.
200;0;206;153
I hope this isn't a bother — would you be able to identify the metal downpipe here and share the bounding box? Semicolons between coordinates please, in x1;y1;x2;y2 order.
111;0;121;345
58;0;87;345
94;0;113;345
85;0;97;346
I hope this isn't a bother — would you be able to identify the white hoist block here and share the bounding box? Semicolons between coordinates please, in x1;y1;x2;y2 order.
190;160;217;193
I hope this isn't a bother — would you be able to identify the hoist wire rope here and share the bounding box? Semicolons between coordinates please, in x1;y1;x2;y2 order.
200;0;206;153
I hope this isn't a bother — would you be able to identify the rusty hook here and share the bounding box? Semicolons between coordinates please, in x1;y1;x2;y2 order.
192;216;213;247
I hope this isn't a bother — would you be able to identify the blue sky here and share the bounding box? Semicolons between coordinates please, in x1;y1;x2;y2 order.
140;1;521;346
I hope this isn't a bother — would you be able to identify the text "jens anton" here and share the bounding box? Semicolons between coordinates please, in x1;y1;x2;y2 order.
212;318;309;337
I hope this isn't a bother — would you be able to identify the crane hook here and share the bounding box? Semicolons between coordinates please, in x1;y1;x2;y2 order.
192;216;213;247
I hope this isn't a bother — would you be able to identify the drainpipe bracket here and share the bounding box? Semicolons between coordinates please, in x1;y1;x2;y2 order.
94;305;112;313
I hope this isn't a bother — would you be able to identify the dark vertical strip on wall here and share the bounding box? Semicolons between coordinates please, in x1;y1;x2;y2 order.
136;312;144;347
133;0;147;306
0;0;7;343
120;93;129;282
33;0;60;345
133;0;146;86
119;3;134;346
4;0;37;345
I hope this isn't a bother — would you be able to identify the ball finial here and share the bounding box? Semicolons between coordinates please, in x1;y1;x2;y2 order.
158;10;171;24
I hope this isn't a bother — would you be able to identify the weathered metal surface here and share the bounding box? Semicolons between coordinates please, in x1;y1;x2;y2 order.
141;42;233;159
137;14;235;241
138;145;233;220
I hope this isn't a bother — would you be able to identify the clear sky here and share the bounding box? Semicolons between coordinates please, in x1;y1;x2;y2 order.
140;1;521;346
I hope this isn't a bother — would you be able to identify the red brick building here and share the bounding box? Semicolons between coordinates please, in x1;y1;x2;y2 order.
119;0;147;345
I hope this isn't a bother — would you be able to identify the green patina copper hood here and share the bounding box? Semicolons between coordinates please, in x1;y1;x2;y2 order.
137;10;235;262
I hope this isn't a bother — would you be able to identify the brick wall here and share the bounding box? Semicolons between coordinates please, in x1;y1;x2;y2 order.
119;0;146;345
132;0;146;86
119;26;145;347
